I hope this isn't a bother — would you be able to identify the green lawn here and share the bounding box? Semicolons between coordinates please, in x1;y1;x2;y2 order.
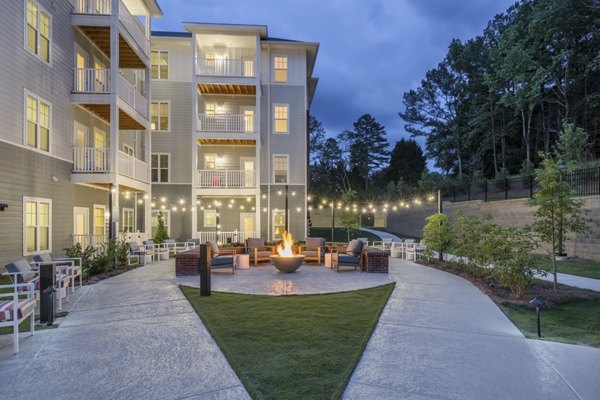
500;301;600;347
180;283;395;400
533;255;600;279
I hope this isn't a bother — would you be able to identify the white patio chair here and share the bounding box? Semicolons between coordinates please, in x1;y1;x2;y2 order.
0;280;36;354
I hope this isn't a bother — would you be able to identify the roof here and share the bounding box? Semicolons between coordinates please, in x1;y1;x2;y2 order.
151;31;192;38
143;0;163;17
183;22;268;37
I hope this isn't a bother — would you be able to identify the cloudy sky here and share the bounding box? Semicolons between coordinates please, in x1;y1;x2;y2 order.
152;0;515;148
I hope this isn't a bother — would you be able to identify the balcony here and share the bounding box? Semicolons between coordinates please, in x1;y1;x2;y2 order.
197;114;255;133
118;151;149;182
73;147;110;172
118;74;148;118
197;170;256;188
196;58;255;78
73;68;111;93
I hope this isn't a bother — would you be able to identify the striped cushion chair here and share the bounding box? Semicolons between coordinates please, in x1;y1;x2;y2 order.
0;280;36;354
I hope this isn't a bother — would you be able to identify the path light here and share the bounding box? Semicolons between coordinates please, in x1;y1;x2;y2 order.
529;297;545;337
161;197;166;203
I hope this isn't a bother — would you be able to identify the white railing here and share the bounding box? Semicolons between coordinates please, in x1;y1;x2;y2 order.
197;170;256;188
196;230;257;244
72;234;107;249
118;74;148;117
73;0;111;15
73;147;110;172
118;151;149;182
118;0;148;55
197;114;255;133
196;58;255;77
73;68;111;93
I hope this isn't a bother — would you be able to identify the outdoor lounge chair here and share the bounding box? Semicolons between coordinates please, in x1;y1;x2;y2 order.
0;279;35;354
207;241;235;274
129;242;152;265
298;237;326;265
33;253;82;293
331;239;364;272
245;238;274;267
162;239;189;255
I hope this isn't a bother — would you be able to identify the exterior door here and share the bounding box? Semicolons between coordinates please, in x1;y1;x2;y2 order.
75;46;89;91
93;128;106;170
241;157;255;187
73;207;89;246
241;106;255;132
240;212;255;238
74;122;88;170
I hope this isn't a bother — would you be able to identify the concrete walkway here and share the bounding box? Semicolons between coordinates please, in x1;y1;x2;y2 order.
359;227;403;242
343;259;600;400
0;260;251;400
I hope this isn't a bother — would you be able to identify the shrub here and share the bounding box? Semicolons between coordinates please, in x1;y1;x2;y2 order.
422;213;452;261
64;242;96;279
154;212;169;244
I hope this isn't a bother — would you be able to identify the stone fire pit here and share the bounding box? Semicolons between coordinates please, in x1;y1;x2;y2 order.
270;254;305;273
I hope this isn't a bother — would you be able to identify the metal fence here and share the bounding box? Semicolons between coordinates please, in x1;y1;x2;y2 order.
440;166;600;203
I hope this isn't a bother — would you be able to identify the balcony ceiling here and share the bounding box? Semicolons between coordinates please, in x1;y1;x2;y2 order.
77;27;146;68
197;83;256;95
79;104;145;130
197;139;256;145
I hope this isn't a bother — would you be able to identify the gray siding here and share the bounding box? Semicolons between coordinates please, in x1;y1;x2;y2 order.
151;37;192;83
0;141;108;268
151;81;193;183
197;145;255;170
151;184;192;241
259;185;306;240
197;95;255;115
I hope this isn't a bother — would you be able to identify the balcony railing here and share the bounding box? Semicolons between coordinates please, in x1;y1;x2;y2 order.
73;0;111;15
118;0;148;55
118;74;148;117
73;68;110;93
196;58;255;77
72;234;108;249
196;230;256;244
118;151;149;182
197;170;256;188
197;114;255;133
73;147;110;172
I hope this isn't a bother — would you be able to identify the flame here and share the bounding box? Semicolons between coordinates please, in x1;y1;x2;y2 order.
276;231;295;257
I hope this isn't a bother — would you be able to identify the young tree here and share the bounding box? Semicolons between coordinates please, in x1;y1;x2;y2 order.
422;213;452;261
529;155;590;290
555;122;589;169
154;212;170;244
338;189;359;242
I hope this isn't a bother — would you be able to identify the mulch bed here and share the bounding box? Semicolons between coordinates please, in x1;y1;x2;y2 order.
85;264;143;285
418;259;600;308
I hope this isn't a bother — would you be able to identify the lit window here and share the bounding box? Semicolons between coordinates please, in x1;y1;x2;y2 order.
205;103;216;115
93;205;106;237
273;155;288;183
24;197;51;255
151;50;169;79
25;92;50;152
26;0;51;63
274;105;288;133
204;209;216;227
151;153;169;182
274;56;287;82
273;210;286;239
151;101;170;131
204;154;216;170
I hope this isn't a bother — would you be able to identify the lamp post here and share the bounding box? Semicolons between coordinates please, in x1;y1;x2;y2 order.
331;202;335;242
285;184;289;233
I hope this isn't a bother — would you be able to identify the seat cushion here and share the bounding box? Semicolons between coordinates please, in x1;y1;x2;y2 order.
211;256;233;267
246;238;265;251
346;239;364;256
33;253;52;263
305;237;325;251
5;259;35;284
207;241;219;257
337;254;361;265
0;298;36;322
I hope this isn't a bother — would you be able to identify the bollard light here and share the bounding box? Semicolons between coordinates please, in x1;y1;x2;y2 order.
529;297;545;337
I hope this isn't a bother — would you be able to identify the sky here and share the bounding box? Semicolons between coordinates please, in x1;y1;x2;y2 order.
152;0;516;150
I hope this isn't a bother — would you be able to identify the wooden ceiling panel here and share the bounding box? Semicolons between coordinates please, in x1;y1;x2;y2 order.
77;26;145;68
78;104;144;130
197;83;256;95
197;139;256;145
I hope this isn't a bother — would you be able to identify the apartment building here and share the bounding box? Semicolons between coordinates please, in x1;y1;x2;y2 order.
0;0;162;267
150;24;318;243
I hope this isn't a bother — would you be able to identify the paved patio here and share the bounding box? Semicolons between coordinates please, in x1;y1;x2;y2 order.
1;258;599;400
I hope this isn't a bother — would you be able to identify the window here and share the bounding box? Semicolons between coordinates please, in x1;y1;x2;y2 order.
243;58;254;77
25;0;51;63
123;144;134;156
25;92;50;152
273;105;288;134
272;210;286;239
24;197;51;255
205;103;216;115
122;208;134;233
93;205;106;238
151;101;169;131
204;209;216;227
151;210;170;236
151;50;168;79
273;56;287;82
204;153;216;170
151;153;169;182
273;155;289;183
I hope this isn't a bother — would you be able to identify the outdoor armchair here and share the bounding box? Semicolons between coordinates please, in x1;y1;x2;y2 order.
0;280;35;354
245;238;274;267
33;253;82;293
331;239;364;272
298;237;326;265
129;242;152;265
207;241;235;274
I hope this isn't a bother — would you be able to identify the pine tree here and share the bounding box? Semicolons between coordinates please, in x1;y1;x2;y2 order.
154;212;169;244
346;114;389;191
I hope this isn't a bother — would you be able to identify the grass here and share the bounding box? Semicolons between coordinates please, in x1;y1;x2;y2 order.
500;301;600;347
532;254;600;280
310;227;381;243
180;283;395;400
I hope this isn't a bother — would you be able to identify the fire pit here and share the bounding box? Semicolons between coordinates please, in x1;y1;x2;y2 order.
270;231;305;273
